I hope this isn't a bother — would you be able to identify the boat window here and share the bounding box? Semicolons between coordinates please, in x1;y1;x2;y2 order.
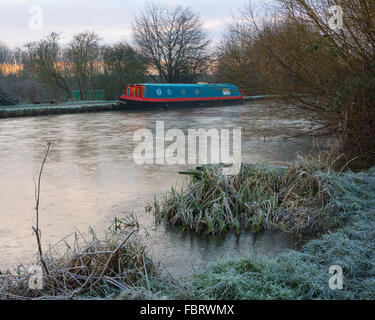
167;89;172;96
181;89;186;95
132;87;135;96
136;87;140;97
195;89;199;95
223;88;230;96
157;89;162;96
126;87;130;96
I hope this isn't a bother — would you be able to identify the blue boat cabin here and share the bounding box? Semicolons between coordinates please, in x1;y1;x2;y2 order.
118;83;244;110
121;83;243;102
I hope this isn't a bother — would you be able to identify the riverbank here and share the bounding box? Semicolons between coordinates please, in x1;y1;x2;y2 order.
162;170;375;300
158;205;375;300
1;157;374;299
142;157;375;299
0;96;275;119
0;101;120;118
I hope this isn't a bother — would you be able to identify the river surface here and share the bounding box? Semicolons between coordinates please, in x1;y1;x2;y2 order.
0;102;321;276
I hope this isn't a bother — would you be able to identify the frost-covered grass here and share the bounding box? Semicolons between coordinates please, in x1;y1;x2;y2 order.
146;166;375;300
181;211;375;299
152;154;371;235
0;101;119;118
0;100;117;109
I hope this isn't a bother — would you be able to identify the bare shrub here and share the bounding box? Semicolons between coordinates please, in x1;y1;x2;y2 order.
218;0;375;159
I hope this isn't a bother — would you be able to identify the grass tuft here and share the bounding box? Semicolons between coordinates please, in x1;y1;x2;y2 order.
152;154;372;235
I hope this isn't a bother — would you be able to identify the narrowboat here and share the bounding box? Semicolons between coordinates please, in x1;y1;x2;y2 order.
118;83;244;110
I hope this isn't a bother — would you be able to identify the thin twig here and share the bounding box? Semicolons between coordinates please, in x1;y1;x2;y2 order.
33;141;53;277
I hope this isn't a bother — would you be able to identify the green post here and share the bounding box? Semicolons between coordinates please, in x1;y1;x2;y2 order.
95;90;104;100
72;90;81;101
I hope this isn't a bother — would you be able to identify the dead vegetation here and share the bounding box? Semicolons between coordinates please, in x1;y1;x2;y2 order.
217;0;375;160
0;214;158;300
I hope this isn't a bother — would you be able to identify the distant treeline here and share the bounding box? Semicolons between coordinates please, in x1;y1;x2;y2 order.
0;34;148;103
0;2;215;104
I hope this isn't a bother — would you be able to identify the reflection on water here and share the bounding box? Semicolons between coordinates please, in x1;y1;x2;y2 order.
0;102;321;276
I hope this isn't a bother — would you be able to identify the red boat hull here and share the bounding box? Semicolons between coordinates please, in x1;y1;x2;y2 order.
118;96;244;110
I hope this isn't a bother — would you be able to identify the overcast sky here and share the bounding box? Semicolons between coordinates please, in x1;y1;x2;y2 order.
0;0;259;48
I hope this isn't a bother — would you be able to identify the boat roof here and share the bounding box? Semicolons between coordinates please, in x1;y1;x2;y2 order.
130;83;238;88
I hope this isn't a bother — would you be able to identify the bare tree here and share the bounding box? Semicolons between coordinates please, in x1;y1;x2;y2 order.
132;2;211;83
0;41;11;78
219;0;375;159
100;42;147;99
25;32;72;99
0;41;11;65
216;21;265;95
67;31;102;100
